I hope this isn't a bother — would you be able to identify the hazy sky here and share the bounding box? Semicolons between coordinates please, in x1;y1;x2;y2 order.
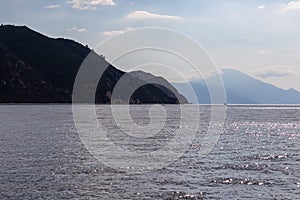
1;0;300;91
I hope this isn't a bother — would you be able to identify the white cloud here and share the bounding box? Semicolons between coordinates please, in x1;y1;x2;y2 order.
186;69;222;81
283;1;300;11
102;27;135;37
67;0;116;10
45;4;61;9
77;28;87;32
67;27;87;32
125;11;182;21
254;66;299;78
257;49;267;54
257;4;266;10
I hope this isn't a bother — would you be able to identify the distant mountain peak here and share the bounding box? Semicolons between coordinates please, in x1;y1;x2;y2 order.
173;68;300;104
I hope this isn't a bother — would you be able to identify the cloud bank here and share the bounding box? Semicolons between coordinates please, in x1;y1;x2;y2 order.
257;4;266;10
126;11;182;21
45;5;61;9
67;27;87;32
254;67;299;78
102;27;135;37
283;1;300;11
67;0;116;10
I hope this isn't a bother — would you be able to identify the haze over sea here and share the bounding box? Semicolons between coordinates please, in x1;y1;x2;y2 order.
0;105;299;199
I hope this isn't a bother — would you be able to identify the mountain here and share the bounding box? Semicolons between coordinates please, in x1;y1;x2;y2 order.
0;25;187;104
129;71;188;104
173;68;300;104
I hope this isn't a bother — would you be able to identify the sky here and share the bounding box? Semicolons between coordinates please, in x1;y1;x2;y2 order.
1;0;300;91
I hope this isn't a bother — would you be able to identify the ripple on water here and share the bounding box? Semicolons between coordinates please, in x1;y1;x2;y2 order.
238;153;289;161
211;177;271;186
164;191;204;200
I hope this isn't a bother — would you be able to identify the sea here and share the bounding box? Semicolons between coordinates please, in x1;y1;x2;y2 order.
0;105;299;199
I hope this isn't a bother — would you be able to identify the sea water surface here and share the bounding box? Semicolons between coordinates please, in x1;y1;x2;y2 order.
0;105;299;199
